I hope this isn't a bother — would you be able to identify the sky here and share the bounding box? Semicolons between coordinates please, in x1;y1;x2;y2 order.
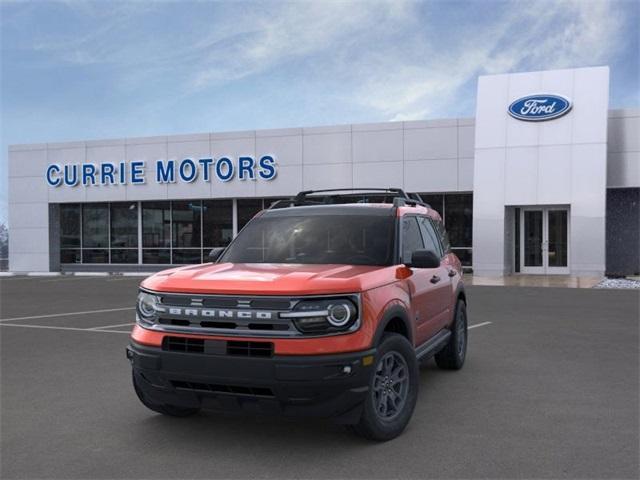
1;0;638;226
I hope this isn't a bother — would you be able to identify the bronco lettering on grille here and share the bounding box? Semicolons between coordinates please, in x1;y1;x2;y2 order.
157;306;274;320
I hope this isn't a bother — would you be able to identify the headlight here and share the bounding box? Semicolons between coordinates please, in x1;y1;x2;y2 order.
136;291;160;325
281;297;359;334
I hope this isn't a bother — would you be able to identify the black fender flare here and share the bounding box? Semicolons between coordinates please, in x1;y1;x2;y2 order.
372;304;414;347
455;283;467;305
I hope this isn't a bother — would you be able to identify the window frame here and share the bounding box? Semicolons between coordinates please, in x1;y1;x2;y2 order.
418;216;444;259
399;215;426;265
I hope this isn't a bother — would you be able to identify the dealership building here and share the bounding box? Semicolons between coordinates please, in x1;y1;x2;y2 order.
7;66;640;276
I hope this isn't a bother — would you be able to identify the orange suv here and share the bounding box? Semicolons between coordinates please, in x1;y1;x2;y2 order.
127;188;468;440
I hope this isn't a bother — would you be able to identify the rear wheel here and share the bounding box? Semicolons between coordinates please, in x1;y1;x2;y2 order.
435;300;467;370
132;371;200;417
350;333;419;441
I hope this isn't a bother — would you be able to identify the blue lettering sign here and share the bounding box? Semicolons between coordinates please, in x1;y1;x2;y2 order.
179;159;197;182
46;164;61;187
198;158;213;182
258;155;277;180
156;160;175;183
238;157;255;180
45;155;277;187
130;161;145;184
101;163;115;185
64;164;78;186
215;157;234;182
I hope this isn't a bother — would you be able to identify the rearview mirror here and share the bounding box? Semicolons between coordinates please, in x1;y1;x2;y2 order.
407;250;440;269
208;247;226;262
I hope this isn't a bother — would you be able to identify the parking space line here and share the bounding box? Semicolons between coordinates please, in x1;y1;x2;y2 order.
0;318;492;335
88;322;135;330
0;307;135;323
0;323;130;334
468;321;492;329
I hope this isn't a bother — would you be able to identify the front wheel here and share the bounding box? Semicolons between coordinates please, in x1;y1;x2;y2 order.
435;300;467;370
350;333;419;441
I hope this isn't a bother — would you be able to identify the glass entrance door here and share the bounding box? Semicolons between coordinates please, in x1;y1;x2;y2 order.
522;210;545;274
519;207;569;274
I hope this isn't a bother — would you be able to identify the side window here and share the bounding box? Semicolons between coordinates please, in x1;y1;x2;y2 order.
402;217;424;263
433;219;451;253
418;217;443;258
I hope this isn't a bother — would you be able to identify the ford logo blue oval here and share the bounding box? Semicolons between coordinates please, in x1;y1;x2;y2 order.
508;94;572;121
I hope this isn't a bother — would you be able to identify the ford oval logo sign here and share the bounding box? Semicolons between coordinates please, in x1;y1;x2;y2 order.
508;94;572;121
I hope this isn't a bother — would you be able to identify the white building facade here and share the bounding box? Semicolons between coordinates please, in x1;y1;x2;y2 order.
7;66;640;276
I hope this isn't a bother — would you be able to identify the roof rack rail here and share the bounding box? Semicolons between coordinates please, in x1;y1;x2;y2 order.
268;188;432;210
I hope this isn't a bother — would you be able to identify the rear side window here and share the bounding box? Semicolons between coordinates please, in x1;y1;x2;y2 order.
402;217;424;263
418;217;443;258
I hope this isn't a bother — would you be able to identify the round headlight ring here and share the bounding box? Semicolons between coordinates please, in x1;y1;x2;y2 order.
327;302;354;327
137;292;158;319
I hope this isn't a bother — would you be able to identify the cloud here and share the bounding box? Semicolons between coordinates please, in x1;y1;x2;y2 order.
2;0;632;121
188;1;414;90
350;0;626;121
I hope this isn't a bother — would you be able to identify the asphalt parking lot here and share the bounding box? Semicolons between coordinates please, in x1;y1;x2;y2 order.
1;276;638;479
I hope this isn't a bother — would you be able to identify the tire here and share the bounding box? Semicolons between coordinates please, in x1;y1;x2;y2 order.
350;333;419;441
435;300;467;370
132;371;200;417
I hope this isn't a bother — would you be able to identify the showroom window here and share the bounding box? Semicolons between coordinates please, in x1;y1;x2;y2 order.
418;192;473;267
59;199;265;264
59;204;81;263
142;202;171;264
82;203;109;263
172;201;203;264
237;198;264;231
237;197;287;231
57;194;471;267
111;203;138;264
203;200;233;249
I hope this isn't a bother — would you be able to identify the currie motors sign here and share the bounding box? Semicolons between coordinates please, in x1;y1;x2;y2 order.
508;94;572;121
45;155;277;187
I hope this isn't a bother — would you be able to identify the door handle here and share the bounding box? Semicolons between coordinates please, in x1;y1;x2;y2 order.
430;275;441;284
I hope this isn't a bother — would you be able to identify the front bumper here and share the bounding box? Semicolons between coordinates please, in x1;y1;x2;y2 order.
127;341;376;422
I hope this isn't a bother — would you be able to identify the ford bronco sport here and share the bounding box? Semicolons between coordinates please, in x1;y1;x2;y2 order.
127;188;467;440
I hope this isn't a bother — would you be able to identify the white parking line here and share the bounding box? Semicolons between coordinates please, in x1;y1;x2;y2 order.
0;323;130;334
0;319;493;336
88;322;135;330
468;321;492;329
0;307;135;323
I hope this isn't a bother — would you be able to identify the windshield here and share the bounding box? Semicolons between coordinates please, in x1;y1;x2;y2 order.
220;214;395;266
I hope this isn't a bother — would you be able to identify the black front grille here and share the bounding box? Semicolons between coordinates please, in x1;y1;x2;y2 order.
162;337;204;353
248;298;292;310
162;336;273;357
171;380;274;397
157;317;290;333
227;341;274;357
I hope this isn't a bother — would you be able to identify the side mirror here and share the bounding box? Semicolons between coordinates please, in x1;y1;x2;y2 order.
407;250;440;269
208;247;226;262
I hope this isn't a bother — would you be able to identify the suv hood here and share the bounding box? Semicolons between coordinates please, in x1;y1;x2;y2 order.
141;262;397;296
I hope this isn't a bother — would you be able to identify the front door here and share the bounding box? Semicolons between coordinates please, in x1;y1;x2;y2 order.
520;207;569;274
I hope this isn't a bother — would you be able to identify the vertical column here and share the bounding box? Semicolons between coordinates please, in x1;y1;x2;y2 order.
232;198;238;237
48;204;61;272
137;201;142;265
